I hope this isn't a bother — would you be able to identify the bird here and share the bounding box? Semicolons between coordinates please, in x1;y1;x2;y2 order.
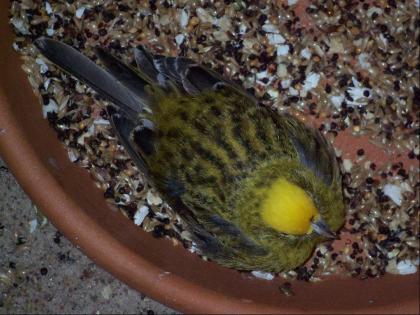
34;37;345;272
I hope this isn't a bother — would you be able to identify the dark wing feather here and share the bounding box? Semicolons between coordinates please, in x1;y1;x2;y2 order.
190;216;267;259
182;63;257;102
107;108;149;175
280;114;340;186
133;46;160;81
170;199;267;260
95;48;152;111
134;45;256;101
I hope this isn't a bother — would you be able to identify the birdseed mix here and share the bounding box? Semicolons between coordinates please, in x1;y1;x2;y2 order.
9;0;419;285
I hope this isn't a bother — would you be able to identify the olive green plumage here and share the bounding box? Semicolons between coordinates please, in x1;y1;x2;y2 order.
34;37;345;272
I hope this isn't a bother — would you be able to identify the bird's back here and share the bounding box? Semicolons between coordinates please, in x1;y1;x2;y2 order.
147;88;296;214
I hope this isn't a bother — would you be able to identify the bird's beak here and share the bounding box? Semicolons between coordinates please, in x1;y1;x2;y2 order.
311;218;340;240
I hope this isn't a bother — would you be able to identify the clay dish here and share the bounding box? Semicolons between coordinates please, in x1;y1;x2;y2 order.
0;3;418;313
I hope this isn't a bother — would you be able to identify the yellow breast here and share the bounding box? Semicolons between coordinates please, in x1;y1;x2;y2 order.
260;178;318;235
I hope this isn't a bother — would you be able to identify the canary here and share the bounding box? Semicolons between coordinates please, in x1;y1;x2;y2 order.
34;37;345;272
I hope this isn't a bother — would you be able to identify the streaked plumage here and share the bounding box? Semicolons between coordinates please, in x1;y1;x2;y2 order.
34;37;345;272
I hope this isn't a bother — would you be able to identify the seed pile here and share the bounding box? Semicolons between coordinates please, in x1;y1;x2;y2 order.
9;0;419;283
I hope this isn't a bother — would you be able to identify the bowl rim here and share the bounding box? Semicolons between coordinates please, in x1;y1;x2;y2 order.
3;85;419;315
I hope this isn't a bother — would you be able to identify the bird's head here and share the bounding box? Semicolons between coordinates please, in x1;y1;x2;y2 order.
260;178;338;239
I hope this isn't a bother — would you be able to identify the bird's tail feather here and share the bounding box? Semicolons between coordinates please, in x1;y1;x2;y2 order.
34;37;148;115
95;47;153;109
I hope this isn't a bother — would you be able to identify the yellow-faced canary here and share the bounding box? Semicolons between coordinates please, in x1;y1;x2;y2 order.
34;37;345;272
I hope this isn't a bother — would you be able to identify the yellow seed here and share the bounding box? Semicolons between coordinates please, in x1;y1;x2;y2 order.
351;27;360;36
189;16;199;27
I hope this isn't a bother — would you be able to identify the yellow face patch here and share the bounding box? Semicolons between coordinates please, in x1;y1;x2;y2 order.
261;178;319;235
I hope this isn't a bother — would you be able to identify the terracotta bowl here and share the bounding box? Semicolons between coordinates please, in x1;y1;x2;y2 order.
0;3;418;313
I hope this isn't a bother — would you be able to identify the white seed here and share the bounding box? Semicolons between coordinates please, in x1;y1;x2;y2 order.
45;2;52;14
75;7;85;19
281;79;291;89
267;89;279;99
267;33;285;45
179;8;189;28
343;159;353;172
175;34;185;46
147;191;163;206
134;205;149;226
357;53;371;69
300;48;311;60
276;44;289;56
383;184;403;206
277;63;288;78
330;95;344;109
262;23;279;33
42;99;58;119
251;271;274;280
397;260;418;275
302;72;320;92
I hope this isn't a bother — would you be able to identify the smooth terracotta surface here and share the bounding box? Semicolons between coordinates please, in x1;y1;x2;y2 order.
0;3;419;314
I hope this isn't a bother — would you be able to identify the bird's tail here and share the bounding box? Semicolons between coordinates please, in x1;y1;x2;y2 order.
34;37;255;112
34;37;152;116
33;38;255;178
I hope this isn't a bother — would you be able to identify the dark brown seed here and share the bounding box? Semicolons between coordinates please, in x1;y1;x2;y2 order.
279;282;294;296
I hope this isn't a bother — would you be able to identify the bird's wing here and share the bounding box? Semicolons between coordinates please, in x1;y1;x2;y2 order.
133;46;161;81
170;198;267;261
106;106;150;176
276;114;340;187
135;45;257;102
